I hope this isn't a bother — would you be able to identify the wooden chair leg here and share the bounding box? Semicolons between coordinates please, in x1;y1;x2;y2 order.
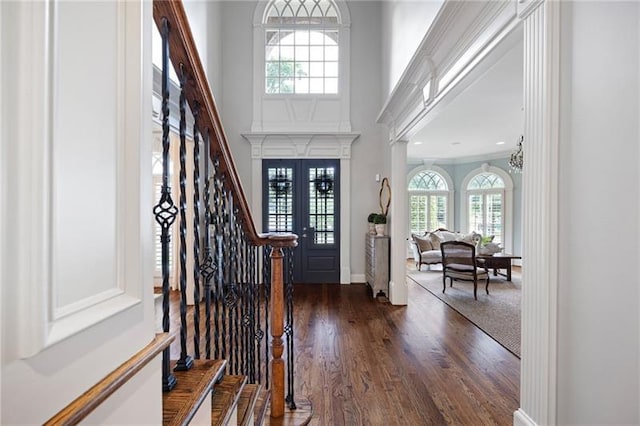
473;281;477;300
416;262;421;271
485;277;490;295
442;275;447;293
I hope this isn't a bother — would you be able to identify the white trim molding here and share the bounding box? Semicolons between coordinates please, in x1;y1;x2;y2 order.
377;0;519;141
389;139;409;305
518;0;559;424
8;0;146;358
460;163;514;254
242;132;359;285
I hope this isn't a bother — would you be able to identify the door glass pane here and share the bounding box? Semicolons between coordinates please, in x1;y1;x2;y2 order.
308;166;335;244
267;167;294;232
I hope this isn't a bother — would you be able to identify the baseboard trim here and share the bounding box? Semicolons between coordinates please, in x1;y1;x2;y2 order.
350;274;365;284
514;408;537;426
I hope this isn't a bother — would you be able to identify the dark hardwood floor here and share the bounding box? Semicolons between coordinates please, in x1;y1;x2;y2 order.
158;278;520;425
292;281;519;425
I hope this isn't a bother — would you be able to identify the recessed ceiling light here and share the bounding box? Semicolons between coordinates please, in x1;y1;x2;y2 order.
496;141;505;145
413;141;423;145
452;142;461;145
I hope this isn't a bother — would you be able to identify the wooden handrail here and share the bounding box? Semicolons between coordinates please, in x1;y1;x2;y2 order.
152;0;296;248
45;333;174;426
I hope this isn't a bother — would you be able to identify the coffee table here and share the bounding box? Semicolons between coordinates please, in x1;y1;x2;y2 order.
476;253;521;281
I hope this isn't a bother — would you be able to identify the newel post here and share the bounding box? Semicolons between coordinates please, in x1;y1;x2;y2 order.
268;234;297;419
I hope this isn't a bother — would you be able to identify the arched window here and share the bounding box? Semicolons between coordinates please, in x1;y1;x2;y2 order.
408;168;453;233
263;0;341;94
462;166;513;248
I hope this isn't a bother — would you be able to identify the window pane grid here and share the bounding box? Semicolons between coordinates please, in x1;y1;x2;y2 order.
308;166;335;244
267;167;294;233
409;194;448;234
264;26;339;94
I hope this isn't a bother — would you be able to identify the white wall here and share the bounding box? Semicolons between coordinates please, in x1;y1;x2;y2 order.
1;1;161;423
557;1;639;423
184;0;223;102
380;0;443;97
218;1;388;280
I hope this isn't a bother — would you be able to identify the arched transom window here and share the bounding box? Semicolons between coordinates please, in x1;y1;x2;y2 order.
264;0;340;94
466;172;505;243
408;170;450;233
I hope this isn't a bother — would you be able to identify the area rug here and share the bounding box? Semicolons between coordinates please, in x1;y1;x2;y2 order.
407;267;521;357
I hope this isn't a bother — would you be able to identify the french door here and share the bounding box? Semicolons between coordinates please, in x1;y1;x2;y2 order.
263;159;340;283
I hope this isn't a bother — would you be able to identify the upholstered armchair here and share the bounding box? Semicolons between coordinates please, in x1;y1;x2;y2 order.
440;241;490;300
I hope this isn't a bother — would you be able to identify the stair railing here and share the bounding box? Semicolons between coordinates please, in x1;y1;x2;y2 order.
152;0;298;419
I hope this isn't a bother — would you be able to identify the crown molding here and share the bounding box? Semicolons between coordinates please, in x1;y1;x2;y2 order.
377;0;519;142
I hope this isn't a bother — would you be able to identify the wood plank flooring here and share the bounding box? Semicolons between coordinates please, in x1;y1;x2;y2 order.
158;278;519;425
292;281;519;425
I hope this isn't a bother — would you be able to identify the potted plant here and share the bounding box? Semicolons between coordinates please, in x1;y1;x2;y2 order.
373;213;387;236
367;212;377;234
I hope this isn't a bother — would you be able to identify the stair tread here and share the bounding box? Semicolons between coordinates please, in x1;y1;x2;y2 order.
162;359;226;426
211;374;247;426
253;388;270;426
237;383;260;426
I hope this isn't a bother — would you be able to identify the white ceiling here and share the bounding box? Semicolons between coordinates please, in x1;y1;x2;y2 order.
406;30;524;163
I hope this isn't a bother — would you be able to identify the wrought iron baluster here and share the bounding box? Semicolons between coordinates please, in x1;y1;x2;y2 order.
174;63;193;372
285;247;296;408
191;105;202;360
263;245;271;389
248;243;256;383
220;179;228;361
154;16;177;392
199;131;215;360
212;160;222;360
255;245;264;384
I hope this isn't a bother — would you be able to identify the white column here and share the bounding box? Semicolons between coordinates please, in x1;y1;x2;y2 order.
340;156;351;284
515;1;560;425
388;139;408;305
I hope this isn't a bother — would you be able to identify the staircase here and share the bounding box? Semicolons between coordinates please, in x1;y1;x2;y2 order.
152;1;310;425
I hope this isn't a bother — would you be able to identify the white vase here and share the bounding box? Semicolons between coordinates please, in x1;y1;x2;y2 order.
368;222;375;234
375;224;385;236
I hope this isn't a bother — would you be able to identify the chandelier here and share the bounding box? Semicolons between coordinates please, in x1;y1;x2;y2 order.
509;135;524;173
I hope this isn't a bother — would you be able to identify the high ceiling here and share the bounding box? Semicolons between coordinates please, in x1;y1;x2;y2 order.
406;30;524;163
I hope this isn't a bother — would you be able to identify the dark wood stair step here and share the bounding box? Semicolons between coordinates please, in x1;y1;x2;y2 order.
252;388;270;426
237;383;260;426
211;374;247;426
162;359;227;426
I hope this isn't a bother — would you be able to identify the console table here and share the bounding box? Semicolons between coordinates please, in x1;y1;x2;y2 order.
476;253;521;281
365;234;389;297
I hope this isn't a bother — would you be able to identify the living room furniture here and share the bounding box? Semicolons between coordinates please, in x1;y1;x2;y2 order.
365;233;389;297
410;229;481;270
476;253;522;281
441;241;490;300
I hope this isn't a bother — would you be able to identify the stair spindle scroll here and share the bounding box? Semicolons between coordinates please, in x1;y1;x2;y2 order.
200;131;215;360
192;103;202;360
174;63;193;372
154;16;177;392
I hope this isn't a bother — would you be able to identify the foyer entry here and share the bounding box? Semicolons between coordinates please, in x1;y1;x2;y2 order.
262;159;340;283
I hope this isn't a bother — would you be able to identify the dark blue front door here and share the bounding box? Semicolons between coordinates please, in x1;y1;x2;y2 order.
263;159;340;283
